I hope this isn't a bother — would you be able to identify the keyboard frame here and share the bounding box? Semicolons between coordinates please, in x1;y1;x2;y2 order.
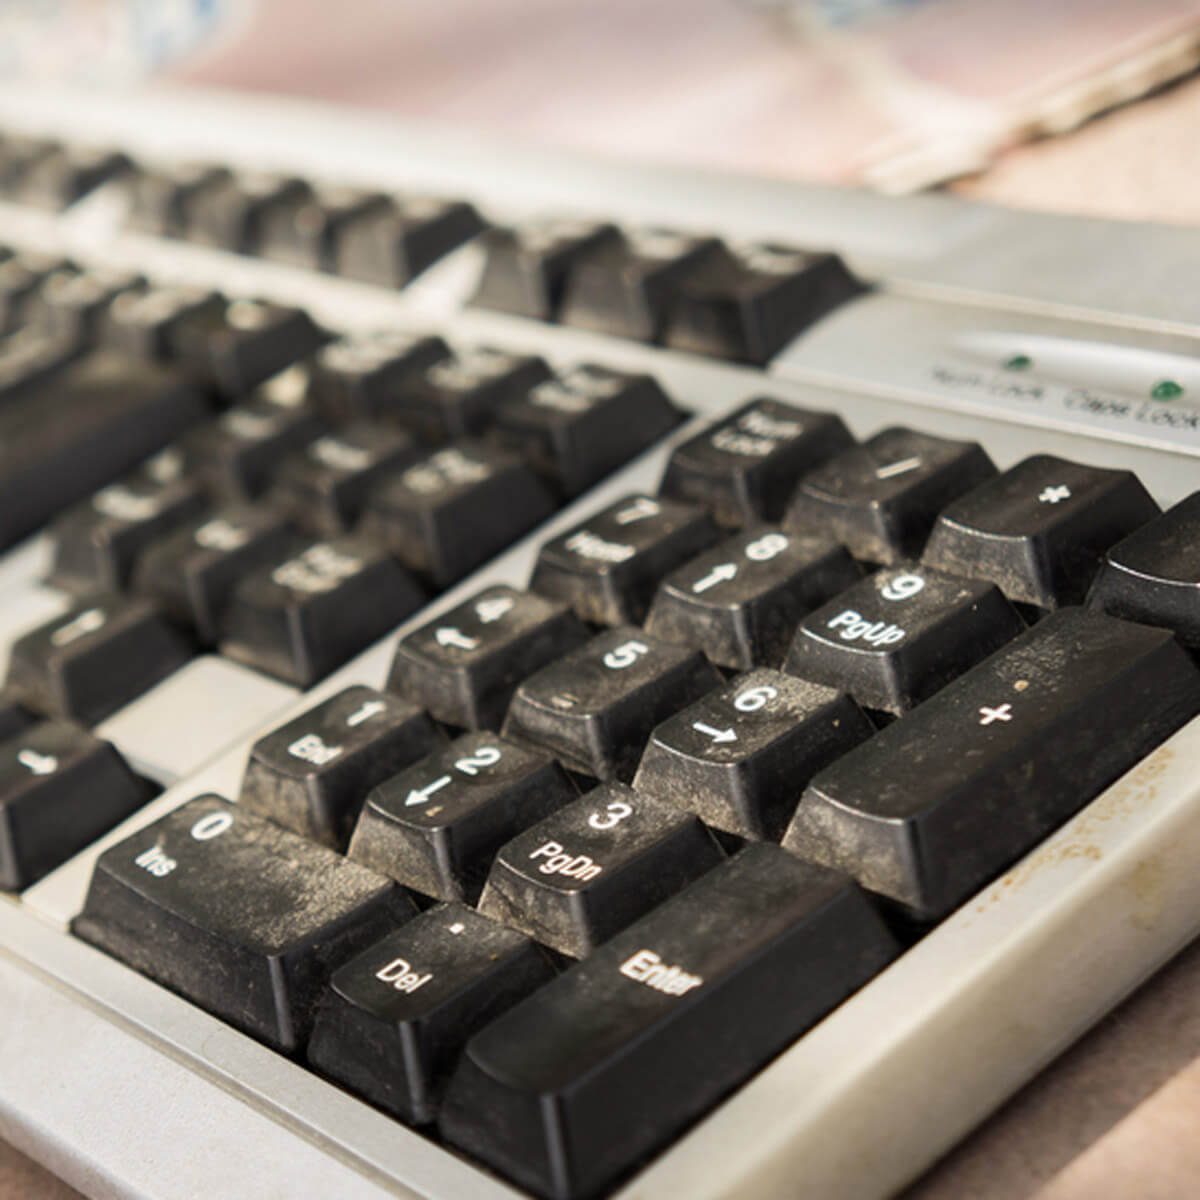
0;82;1198;1200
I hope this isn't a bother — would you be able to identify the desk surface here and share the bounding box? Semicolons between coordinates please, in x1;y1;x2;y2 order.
3;66;1199;1200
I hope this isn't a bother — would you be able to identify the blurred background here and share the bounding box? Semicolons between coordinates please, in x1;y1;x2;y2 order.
2;0;1199;219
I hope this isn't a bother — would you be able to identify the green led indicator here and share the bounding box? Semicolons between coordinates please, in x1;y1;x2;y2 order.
1150;379;1184;401
1003;354;1033;371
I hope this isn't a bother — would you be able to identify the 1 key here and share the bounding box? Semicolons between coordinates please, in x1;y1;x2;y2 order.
786;427;996;564
477;784;723;957
348;732;577;902
530;493;718;626
240;686;444;850
922;454;1160;611
634;668;873;840
502;626;722;781
388;585;588;730
645;525;861;669
783;564;1025;715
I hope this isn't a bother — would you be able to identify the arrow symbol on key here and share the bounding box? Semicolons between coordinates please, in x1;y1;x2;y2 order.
692;721;737;744
406;775;452;806
435;626;480;651
691;563;738;594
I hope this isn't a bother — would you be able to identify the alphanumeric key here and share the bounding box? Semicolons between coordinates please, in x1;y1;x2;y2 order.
0;330;81;402
126;163;231;238
0;693;34;743
0;721;152;890
182;391;324;500
335;195;485;286
133;505;294;644
471;218;621;321
72;794;413;1052
645;526;861;670
308;904;553;1124
1088;491;1200;647
182;171;310;253
502;626;722;781
6;595;193;725
220;536;425;686
392;348;551;441
388;585;588;730
361;441;555;587
167;298;325;401
0;253;68;333
559;227;729;342
531;493;718;626
348;732;577;902
33;268;145;346
784;563;1025;715
0;350;207;551
922;455;1161;611
13;144;130;209
241;686;444;850
491;364;681;497
634;668;872;840
440;845;898;1200
257;185;391;271
102;285;226;361
268;424;420;534
663;242;862;365
784;609;1200;923
47;474;207;593
660;397;854;527
786;427;997;564
478;785;723;957
306;331;449;425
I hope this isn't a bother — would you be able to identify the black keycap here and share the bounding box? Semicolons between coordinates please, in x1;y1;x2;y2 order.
6;595;193;726
645;526;862;670
167;298;325;401
102;285;226;360
0;721;152;890
659;397;855;527
13;145;130;209
785;427;997;564
257;185;391;271
335;195;485;287
491;364;681;498
47;474;207;594
783;563;1025;715
391;348;551;442
784;609;1200;923
182;391;324;501
0;254;69;333
471;218;621;321
0;137;58;199
0;693;34;743
530;493;718;626
559;227;728;342
1088;491;1200;647
348;732;577;902
268;424;420;534
440;844;898;1200
922;455;1161;611
0;330;82;402
307;331;449;425
182;172;310;253
126;163;232;238
241;686;444;850
388;585;588;730
308;903;553;1125
0;350;207;550
33;268;145;346
478;784;723;958
133;505;294;644
663;242;861;365
73;794;413;1052
634;668;873;840
361;441;556;587
502;627;722;781
220;536;424;686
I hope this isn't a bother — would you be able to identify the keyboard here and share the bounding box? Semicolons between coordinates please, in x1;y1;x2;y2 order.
0;83;1199;1200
